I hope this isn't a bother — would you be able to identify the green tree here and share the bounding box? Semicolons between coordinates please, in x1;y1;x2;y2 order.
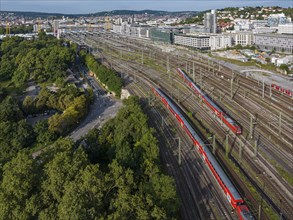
34;120;57;146
0;151;41;220
279;64;289;73
22;96;35;114
41;144;89;203
0;96;23;122
57;165;105;220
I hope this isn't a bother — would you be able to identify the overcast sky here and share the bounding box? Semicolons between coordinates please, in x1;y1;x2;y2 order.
0;1;291;14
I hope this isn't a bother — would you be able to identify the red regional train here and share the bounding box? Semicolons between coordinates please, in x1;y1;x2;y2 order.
271;84;292;97
152;87;254;220
176;68;242;134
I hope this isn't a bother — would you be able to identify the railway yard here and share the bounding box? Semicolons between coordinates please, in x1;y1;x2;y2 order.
63;31;293;220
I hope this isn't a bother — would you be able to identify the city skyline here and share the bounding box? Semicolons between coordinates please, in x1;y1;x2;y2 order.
0;0;292;14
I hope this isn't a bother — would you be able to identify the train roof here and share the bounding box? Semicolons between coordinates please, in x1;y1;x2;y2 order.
224;115;237;125
155;87;242;201
177;68;203;95
177;68;236;126
203;94;223;113
204;145;242;200
238;205;254;220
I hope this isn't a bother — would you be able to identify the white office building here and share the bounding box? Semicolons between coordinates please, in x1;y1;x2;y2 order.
278;24;293;34
112;23;150;38
209;34;232;50
231;31;254;46
174;34;210;50
254;33;293;53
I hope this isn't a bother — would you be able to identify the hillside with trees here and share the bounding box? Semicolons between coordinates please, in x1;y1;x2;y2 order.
0;32;178;219
0;31;74;86
0;32;90;164
0;96;179;219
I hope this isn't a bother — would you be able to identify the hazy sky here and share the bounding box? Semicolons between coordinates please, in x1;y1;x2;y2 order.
0;0;292;14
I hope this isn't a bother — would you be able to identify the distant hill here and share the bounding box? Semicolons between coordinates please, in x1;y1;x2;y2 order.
0;11;82;18
93;10;197;16
0;10;198;18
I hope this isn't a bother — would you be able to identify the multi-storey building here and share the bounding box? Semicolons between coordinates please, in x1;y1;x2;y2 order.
209;34;232;50
174;34;210;50
204;10;217;33
278;24;293;35
267;13;289;27
254;33;293;53
112;23;150;38
149;29;174;44
231;31;254;46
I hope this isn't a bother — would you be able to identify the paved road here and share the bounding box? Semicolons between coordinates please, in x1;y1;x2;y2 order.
32;72;122;158
70;94;122;141
69;66;123;141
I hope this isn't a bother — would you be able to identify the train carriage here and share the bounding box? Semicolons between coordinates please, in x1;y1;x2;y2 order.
271;84;292;97
176;68;242;134
152;87;253;219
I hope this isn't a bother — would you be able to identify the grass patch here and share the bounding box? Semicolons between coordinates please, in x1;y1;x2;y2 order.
270;159;293;186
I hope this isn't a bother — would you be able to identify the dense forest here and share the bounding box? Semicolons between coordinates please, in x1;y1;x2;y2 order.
0;32;91;164
0;96;179;219
0;31;74;86
0;31;179;219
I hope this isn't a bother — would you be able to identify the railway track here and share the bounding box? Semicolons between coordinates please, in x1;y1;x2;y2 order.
64;33;293;219
124;70;236;219
106;52;290;219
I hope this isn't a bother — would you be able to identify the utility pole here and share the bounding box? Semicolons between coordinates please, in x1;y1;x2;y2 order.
141;48;144;64
239;142;243;162
192;61;195;82
208;58;210;72
249;114;255;139
212;135;216;154
167;56;170;79
279;112;282;135
254;139;258;157
225;134;229;157
175;137;181;165
262;81;265;99
230;71;234;99
200;67;203;86
148;91;152;106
